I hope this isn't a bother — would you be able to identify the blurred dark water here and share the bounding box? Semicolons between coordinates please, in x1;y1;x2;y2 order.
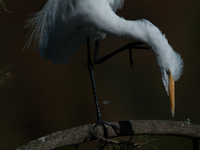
0;0;200;149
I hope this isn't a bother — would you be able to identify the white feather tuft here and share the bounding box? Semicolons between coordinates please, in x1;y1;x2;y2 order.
23;0;59;51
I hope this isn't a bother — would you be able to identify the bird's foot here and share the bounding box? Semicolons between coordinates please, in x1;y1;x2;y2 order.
84;119;122;142
127;42;149;70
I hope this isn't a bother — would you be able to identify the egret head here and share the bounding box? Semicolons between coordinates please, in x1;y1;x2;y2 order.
136;19;184;117
158;48;184;117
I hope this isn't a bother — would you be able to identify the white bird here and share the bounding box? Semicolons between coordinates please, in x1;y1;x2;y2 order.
25;0;184;139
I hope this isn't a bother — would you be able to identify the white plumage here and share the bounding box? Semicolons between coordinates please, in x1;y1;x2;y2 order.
25;0;184;116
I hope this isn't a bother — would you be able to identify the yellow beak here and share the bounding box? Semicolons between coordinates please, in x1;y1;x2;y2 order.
168;74;175;117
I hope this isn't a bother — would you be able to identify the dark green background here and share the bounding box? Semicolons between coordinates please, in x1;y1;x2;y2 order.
0;0;199;149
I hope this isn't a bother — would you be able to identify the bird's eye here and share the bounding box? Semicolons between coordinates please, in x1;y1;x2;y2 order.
166;70;171;76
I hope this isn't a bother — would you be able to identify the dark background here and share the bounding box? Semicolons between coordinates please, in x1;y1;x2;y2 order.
0;0;200;149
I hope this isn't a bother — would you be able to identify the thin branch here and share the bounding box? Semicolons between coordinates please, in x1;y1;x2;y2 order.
0;0;12;13
15;120;200;150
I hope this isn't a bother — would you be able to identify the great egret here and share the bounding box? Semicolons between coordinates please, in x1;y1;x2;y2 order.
25;0;184;139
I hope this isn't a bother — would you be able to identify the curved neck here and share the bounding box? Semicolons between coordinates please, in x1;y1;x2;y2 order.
80;1;174;71
112;19;174;70
119;19;173;56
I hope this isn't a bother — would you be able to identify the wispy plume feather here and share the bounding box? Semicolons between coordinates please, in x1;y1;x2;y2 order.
23;0;59;51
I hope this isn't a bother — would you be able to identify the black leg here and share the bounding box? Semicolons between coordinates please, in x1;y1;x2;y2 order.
87;37;102;121
94;40;148;67
84;38;148;141
129;48;134;70
84;37;122;141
